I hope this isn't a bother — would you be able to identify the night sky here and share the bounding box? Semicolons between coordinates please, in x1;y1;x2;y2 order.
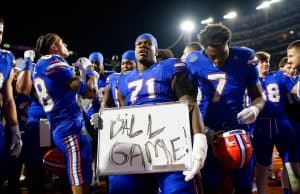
1;0;260;61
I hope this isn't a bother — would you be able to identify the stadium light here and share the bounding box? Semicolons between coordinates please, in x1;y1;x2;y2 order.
256;0;282;10
3;43;11;49
256;1;270;10
167;20;195;49
223;11;237;19
180;20;195;33
270;0;281;4
201;17;214;25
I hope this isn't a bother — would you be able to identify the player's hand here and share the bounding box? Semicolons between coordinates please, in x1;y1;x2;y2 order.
75;57;93;71
10;127;23;158
75;57;94;80
90;112;103;130
24;50;35;62
237;106;259;124
183;133;207;181
86;69;99;82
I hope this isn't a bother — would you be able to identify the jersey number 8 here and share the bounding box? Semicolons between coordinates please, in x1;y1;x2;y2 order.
34;78;54;112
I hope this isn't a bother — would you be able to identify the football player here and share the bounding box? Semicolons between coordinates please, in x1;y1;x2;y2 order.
91;33;207;194
185;23;265;194
33;32;98;194
16;49;51;193
252;51;300;194
278;56;300;194
0;16;22;192
287;40;300;98
181;42;201;61
85;52;114;119
102;50;137;108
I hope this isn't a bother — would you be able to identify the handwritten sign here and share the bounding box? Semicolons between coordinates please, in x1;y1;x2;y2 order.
96;101;193;175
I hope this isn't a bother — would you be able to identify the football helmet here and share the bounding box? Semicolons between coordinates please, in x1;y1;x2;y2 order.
213;129;253;170
43;148;66;176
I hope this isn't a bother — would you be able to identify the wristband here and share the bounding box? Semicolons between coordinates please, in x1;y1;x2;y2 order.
78;82;88;96
22;58;33;71
85;69;99;80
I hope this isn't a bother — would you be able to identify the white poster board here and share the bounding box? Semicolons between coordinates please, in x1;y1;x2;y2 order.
96;101;193;175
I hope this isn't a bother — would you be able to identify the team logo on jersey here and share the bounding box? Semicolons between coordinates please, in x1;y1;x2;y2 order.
188;55;198;63
247;56;258;67
283;72;290;77
174;62;186;68
41;55;53;60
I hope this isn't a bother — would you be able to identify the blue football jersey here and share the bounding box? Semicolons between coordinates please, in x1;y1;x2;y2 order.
118;58;187;106
259;71;296;118
33;55;82;134
106;72;122;107
0;49;15;88
0;49;14;165
27;97;47;119
185;47;259;130
106;71;134;107
97;71;114;101
27;64;47;119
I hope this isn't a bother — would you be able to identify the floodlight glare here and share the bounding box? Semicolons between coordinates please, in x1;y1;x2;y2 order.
256;1;271;10
3;43;11;49
270;0;281;4
201;17;214;25
180;20;195;32
223;11;237;19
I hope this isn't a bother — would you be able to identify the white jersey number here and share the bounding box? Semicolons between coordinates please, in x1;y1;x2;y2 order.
207;73;227;102
266;83;280;103
34;78;54;112
128;78;156;104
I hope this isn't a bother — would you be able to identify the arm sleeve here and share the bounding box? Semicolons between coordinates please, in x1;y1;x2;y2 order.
285;75;297;93
246;52;260;87
173;71;197;99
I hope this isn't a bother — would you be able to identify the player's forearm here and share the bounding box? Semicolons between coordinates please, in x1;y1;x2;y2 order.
84;77;98;99
3;82;18;126
179;95;205;135
248;83;265;112
190;102;205;135
83;69;99;99
102;86;113;108
250;95;265;113
3;99;18;126
68;74;97;99
117;90;126;107
16;71;33;95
